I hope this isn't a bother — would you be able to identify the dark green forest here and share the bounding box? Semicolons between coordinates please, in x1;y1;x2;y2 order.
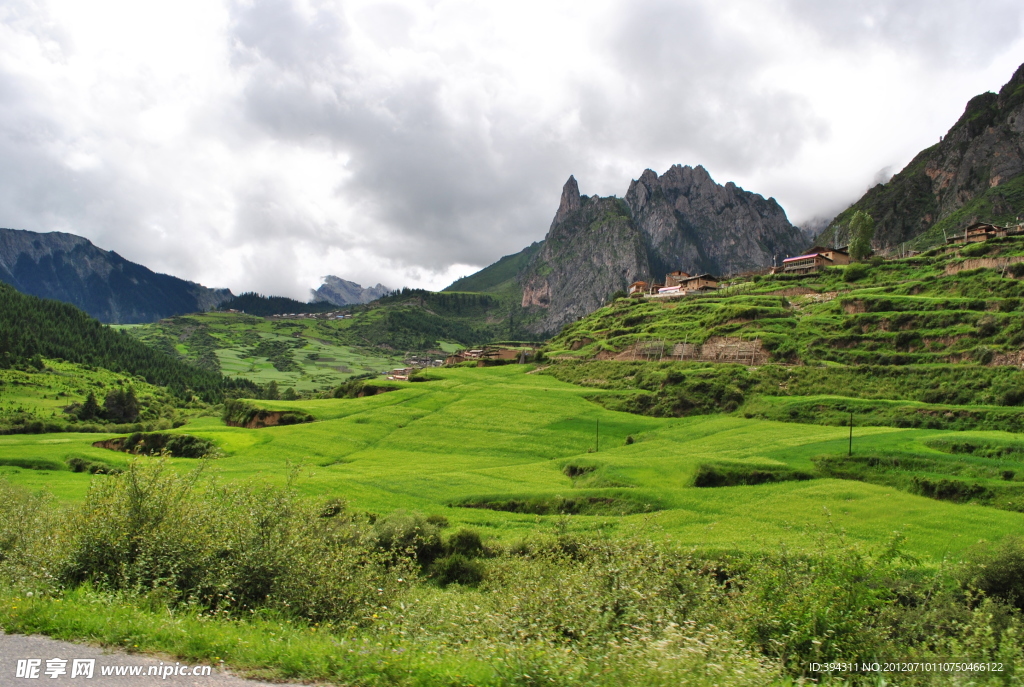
0;283;254;402
216;292;343;316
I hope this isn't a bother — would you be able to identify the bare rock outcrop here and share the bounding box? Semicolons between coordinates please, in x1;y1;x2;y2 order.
626;164;805;278
516;169;802;334
312;276;389;306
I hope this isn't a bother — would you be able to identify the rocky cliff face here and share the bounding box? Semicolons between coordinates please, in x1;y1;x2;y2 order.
311;276;389;306
626;165;805;278
517;168;802;334
820;62;1024;248
0;228;233;324
519;178;648;332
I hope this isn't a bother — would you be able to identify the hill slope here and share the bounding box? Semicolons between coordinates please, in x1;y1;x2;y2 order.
0;228;233;323
548;235;1024;368
820;62;1024;250
0;282;245;401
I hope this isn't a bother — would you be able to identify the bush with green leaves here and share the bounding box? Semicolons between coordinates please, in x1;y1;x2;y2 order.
27;461;408;624
445;528;484;557
429;553;485;587
371;510;444;569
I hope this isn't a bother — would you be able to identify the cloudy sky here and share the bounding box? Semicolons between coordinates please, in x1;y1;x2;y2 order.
1;0;1022;299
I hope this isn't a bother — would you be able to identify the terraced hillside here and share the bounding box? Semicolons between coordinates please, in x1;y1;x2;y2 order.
121;312;405;392
548;236;1024;366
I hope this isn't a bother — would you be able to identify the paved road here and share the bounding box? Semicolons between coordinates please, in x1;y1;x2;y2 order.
0;633;286;686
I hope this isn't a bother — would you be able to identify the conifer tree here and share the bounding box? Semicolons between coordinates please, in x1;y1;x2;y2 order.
79;392;100;421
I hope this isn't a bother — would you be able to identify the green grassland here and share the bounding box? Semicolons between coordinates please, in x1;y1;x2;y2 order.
13;238;1024;683
9;365;1024;684
120;311;405;392
0;359;204;435
4;365;1023;561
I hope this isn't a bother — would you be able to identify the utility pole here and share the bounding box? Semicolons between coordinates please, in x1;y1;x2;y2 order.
848;412;854;457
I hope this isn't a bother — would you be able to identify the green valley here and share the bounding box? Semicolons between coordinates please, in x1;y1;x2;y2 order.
4;365;1024;556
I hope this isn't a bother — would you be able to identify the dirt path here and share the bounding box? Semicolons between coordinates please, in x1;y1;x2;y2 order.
0;632;287;686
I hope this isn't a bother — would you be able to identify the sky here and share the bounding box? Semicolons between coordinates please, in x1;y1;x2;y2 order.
1;0;1023;300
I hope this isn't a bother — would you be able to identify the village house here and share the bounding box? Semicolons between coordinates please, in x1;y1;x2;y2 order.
664;271;691;287
946;222;1011;245
444;345;537;366
807;246;852;265
676;274;719;291
782;252;834;274
629;280;649;296
388;367;415;380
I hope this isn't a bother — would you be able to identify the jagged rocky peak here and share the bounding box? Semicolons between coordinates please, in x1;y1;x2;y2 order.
463;164;807;336
625;164;803;278
553;175;583;224
312;276;389;306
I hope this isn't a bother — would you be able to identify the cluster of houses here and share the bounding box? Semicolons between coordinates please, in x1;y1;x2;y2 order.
944;221;1024;246
628;272;721;298
269;312;353;320
443;345;535;366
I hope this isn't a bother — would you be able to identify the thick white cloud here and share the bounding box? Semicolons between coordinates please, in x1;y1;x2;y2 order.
0;0;1022;298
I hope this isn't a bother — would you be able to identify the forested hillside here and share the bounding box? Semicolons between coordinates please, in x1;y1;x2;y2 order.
0;228;232;323
216;292;343;316
0;283;251;401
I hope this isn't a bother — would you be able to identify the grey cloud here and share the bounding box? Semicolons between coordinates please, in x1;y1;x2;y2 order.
230;0;578;271
781;0;1024;67
230;0;352;71
583;0;827;173
229;0;829;277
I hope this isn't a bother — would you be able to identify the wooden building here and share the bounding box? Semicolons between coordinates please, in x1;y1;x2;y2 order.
664;271;691;287
782;252;834;274
628;280;649;296
677;274;719;291
807;246;851;265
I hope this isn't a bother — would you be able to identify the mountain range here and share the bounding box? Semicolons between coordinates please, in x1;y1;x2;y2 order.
448;165;805;334
0;228;233;324
312;276;390;306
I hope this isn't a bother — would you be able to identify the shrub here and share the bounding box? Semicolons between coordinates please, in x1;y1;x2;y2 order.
962;537;1024;610
844;263;870;282
50;461;405;623
371;511;443;568
429;553;485;587
445;528;484;557
424;514;449;528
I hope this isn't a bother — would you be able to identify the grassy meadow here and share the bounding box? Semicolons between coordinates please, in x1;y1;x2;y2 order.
11;238;1024;683
120;311;406;392
4;364;1023;560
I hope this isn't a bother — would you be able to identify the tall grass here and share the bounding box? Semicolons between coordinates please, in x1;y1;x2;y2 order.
4;468;1024;684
